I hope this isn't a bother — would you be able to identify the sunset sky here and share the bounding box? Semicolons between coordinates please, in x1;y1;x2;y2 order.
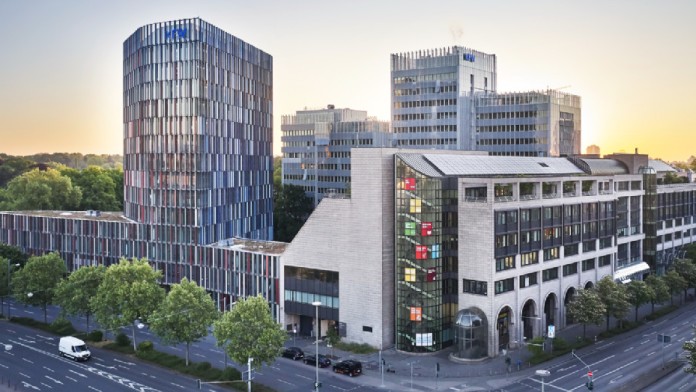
1;0;694;161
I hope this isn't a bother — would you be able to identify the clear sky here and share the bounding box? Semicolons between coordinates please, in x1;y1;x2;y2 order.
1;0;694;161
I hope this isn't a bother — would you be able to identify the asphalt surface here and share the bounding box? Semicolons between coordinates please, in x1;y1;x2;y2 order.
2;294;696;392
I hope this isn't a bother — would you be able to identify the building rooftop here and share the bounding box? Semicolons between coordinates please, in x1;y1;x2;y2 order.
570;157;629;175
649;159;678;173
0;210;134;223
208;238;288;255
422;154;585;177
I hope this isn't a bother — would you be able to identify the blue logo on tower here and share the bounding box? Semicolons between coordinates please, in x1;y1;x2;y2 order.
463;53;475;62
166;27;187;40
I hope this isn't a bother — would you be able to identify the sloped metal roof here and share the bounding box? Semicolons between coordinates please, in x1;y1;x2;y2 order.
421;154;585;177
649;159;678;173
395;153;445;177
571;158;628;175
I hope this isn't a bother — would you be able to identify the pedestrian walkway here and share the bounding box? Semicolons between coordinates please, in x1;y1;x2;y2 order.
290;297;696;391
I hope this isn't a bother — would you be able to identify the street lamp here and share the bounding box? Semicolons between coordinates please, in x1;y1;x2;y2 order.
0;342;12;351
536;369;550;392
5;261;19;319
312;301;322;391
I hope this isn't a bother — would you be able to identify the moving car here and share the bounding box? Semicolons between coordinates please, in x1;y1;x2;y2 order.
58;336;91;361
282;346;304;360
332;359;362;377
303;354;331;368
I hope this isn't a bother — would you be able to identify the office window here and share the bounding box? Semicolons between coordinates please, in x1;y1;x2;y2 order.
582;240;596;252
521;251;539;266
582;259;595;271
463;279;488;296
363;326;373;332
542;267;559;282
405;222;416;236
496;256;515;272
544;247;560;261
598;254;611;267
519;273;538;288
599;237;612;249
563;263;578;276
494;278;515;294
565;244;579;256
405;268;416;282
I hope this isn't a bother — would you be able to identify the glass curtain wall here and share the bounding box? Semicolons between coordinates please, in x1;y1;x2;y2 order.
395;157;445;352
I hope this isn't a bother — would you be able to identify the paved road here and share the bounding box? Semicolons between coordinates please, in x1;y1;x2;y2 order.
495;307;696;392
3;301;391;392
641;363;695;392
0;322;230;392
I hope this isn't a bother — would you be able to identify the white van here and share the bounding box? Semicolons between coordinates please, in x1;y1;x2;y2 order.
58;337;91;361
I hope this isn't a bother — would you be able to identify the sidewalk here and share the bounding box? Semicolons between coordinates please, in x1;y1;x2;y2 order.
291;297;696;391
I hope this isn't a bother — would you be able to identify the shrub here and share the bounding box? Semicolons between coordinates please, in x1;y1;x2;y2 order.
50;318;76;335
87;330;103;342
115;332;131;347
195;361;212;372
137;340;154;352
220;366;241;381
334;341;376;354
552;337;569;352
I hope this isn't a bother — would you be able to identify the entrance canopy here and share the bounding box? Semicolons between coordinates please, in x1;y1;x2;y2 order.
614;262;650;282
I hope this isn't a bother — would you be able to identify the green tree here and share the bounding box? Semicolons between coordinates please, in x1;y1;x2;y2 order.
673;258;696;302
596;276;630;330
273;156;282;190
0;245;29;316
54;265;105;332
149;278;219;366
664;269;688;305
662;172;686;184
0;156;34;187
91;258;165;351
645;274;670;313
685;243;696;262
567;289;605;339
213;295;286;369
273;184;313;242
3;168;82;210
624;280;653;322
11;252;67;323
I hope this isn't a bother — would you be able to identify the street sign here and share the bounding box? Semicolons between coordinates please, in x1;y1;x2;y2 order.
657;334;672;343
587;371;593;377
547;324;555;339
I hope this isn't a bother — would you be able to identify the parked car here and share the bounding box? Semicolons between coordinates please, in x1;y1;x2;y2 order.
282;347;304;360
332;359;362;376
303;354;331;368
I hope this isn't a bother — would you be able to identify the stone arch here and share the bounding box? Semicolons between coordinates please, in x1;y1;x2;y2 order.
543;292;558;330
564;287;577;325
496;305;513;352
584;281;594;289
521;299;538;341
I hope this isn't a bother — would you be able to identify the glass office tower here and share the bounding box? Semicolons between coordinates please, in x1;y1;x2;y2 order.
123;18;274;246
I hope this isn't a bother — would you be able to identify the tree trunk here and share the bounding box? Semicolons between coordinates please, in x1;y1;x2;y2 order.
43;303;48;324
132;325;137;351
635;305;639;323
583;323;586;339
186;342;190;366
86;313;90;333
606;313;610;331
651;301;655;314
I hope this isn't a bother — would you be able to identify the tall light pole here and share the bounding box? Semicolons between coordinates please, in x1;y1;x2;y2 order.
536;369;550;392
5;261;19;319
312;301;322;391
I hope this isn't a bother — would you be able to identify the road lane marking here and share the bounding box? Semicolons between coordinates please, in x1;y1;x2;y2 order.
45;375;63;385
678;337;685;342
641;339;650;345
170;382;186;388
595;342;614;350
276;378;296;387
0;363;7;369
88;386;103;392
19;372;31;379
624;346;634;352
593;359;639;381
40;382;54;389
43;366;55;373
194;353;205;358
528;377;570;391
22;358;34;364
648;351;656;356
69;369;88;378
65;376;78;382
295;374;312;380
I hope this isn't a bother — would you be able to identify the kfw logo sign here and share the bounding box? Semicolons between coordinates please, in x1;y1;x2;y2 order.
463;53;476;62
165;27;187;40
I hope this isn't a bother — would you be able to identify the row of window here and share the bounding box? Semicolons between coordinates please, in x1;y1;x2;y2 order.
395;139;458;146
476;110;547;120
477;138;548;146
393;125;457;134
467;256;614;295
394;99;457;108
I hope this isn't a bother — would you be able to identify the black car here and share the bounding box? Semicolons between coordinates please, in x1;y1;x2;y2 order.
303;354;331;368
332;360;362;377
281;347;304;360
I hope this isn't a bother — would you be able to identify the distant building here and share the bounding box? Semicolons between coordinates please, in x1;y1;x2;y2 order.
391;46;581;157
0;18;281;317
281;105;391;204
586;144;600;155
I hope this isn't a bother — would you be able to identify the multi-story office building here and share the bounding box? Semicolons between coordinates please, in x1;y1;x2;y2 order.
391;47;581;156
280;105;390;204
124;18;274;243
280;148;695;357
0;18;281;316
